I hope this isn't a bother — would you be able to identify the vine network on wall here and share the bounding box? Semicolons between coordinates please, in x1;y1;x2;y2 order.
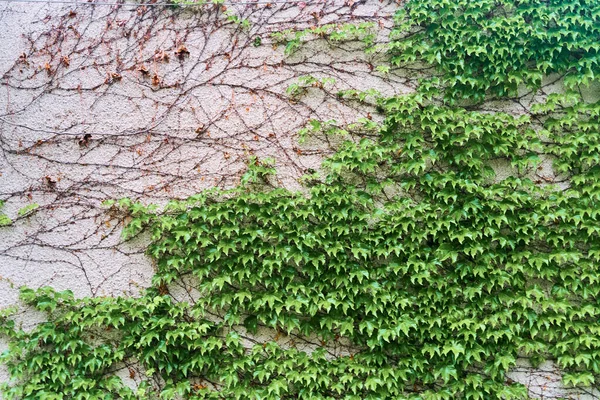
2;0;600;398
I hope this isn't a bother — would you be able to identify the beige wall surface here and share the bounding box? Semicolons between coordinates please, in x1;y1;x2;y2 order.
0;1;596;398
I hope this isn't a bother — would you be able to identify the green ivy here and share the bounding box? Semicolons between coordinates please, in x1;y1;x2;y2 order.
17;204;39;217
271;22;376;56
390;0;600;102
0;200;12;227
2;0;600;398
286;76;336;103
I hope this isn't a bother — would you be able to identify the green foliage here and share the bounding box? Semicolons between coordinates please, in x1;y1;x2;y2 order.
165;0;250;28
272;22;376;56
3;1;600;398
0;215;11;227
240;156;277;186
223;11;251;30
297;118;352;143
286;75;336;102
17;203;39;217
390;0;600;102
0;200;11;227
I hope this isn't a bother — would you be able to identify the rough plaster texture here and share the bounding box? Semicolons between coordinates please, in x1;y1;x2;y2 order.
0;0;596;398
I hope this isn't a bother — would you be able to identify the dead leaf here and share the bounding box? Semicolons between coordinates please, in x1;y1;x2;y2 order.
174;44;190;59
137;64;149;75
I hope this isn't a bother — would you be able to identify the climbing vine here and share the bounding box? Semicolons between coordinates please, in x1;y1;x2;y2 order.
2;0;600;398
390;0;600;102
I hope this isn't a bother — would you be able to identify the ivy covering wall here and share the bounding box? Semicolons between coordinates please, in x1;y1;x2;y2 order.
1;0;600;398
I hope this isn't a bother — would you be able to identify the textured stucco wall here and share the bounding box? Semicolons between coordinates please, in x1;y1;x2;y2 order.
0;0;596;398
0;0;401;299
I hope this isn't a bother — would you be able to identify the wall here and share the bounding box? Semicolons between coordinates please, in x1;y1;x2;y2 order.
0;0;594;398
